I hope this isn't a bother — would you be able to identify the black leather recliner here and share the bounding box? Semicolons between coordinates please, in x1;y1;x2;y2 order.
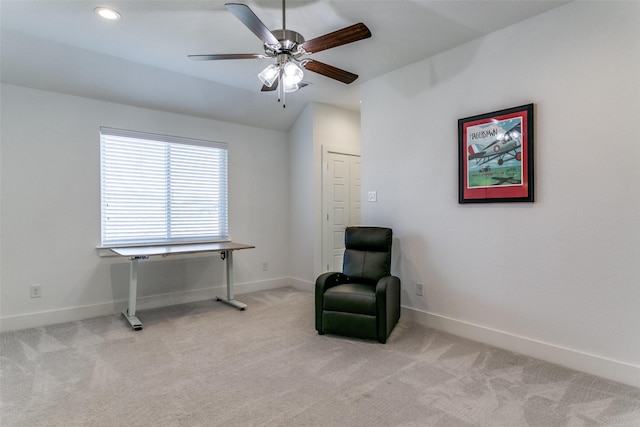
315;226;401;343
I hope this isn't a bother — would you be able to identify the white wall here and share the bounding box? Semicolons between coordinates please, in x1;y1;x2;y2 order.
361;1;640;386
311;104;361;280
288;103;361;288
288;104;315;287
0;84;290;330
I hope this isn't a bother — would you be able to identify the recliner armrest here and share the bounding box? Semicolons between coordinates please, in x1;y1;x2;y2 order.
315;272;347;333
316;272;346;292
375;275;401;343
375;275;400;294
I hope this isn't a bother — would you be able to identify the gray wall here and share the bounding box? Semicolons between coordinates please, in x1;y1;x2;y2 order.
360;1;639;385
288;103;361;287
0;84;290;329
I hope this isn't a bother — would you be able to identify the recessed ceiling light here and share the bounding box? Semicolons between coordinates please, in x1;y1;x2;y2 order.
95;7;121;20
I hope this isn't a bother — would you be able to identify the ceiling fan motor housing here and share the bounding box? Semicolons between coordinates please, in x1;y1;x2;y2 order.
266;29;305;56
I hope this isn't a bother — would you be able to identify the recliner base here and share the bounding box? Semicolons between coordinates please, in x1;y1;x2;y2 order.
322;310;379;342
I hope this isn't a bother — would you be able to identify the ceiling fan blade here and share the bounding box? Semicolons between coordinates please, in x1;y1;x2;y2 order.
302;60;358;84
300;23;371;54
225;3;280;48
261;79;278;92
188;54;265;61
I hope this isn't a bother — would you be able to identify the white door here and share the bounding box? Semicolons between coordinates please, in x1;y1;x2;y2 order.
323;151;361;272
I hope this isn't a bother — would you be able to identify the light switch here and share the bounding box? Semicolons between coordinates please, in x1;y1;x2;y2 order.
367;191;377;202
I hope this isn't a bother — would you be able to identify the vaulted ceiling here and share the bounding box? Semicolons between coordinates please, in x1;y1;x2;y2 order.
1;1;569;131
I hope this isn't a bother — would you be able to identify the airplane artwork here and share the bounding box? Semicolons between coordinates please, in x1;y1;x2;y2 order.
458;103;534;203
467;121;523;167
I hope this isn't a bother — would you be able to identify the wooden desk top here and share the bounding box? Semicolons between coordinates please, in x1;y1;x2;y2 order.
111;242;255;258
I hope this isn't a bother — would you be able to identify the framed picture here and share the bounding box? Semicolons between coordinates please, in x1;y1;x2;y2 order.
458;103;534;203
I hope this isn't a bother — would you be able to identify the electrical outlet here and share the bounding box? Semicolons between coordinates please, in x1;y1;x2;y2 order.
416;283;423;297
30;284;42;298
262;261;269;271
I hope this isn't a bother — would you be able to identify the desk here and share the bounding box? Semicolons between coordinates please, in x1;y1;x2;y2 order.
111;242;255;330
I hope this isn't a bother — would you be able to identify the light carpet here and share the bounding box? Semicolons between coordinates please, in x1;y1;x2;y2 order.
1;288;639;426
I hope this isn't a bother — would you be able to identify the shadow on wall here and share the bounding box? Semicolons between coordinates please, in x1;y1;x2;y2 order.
394;233;435;311
394;234;443;311
386;38;480;100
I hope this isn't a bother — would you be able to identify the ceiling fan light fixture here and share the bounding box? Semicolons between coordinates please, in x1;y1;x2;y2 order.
258;64;279;87
283;81;300;93
283;61;304;85
94;7;121;20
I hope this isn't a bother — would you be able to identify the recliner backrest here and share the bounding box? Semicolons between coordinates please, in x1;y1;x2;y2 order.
342;227;392;284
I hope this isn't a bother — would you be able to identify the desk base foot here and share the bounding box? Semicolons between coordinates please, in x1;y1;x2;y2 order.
122;311;143;331
216;297;247;311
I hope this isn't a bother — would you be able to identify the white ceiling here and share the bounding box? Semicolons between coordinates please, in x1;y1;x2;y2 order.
0;0;569;131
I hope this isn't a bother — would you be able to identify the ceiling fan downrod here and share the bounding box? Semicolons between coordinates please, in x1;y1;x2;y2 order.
280;0;290;108
282;0;286;33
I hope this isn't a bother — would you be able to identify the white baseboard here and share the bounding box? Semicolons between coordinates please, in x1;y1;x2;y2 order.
233;277;292;295
0;301;121;333
401;306;640;388
288;277;314;292
0;278;290;333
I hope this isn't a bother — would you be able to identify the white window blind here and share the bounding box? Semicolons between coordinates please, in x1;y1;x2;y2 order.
100;127;228;247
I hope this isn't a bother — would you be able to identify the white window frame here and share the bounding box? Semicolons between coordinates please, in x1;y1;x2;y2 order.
100;127;228;247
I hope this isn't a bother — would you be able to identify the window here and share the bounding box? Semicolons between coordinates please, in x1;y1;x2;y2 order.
100;127;228;247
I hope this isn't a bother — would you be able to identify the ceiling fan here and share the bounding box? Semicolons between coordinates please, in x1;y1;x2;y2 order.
188;0;371;106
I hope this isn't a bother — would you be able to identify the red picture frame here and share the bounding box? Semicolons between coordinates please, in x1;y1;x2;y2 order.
458;104;534;203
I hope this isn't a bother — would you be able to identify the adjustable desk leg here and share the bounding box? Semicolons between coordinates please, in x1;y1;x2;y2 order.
216;250;247;310
122;256;145;330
